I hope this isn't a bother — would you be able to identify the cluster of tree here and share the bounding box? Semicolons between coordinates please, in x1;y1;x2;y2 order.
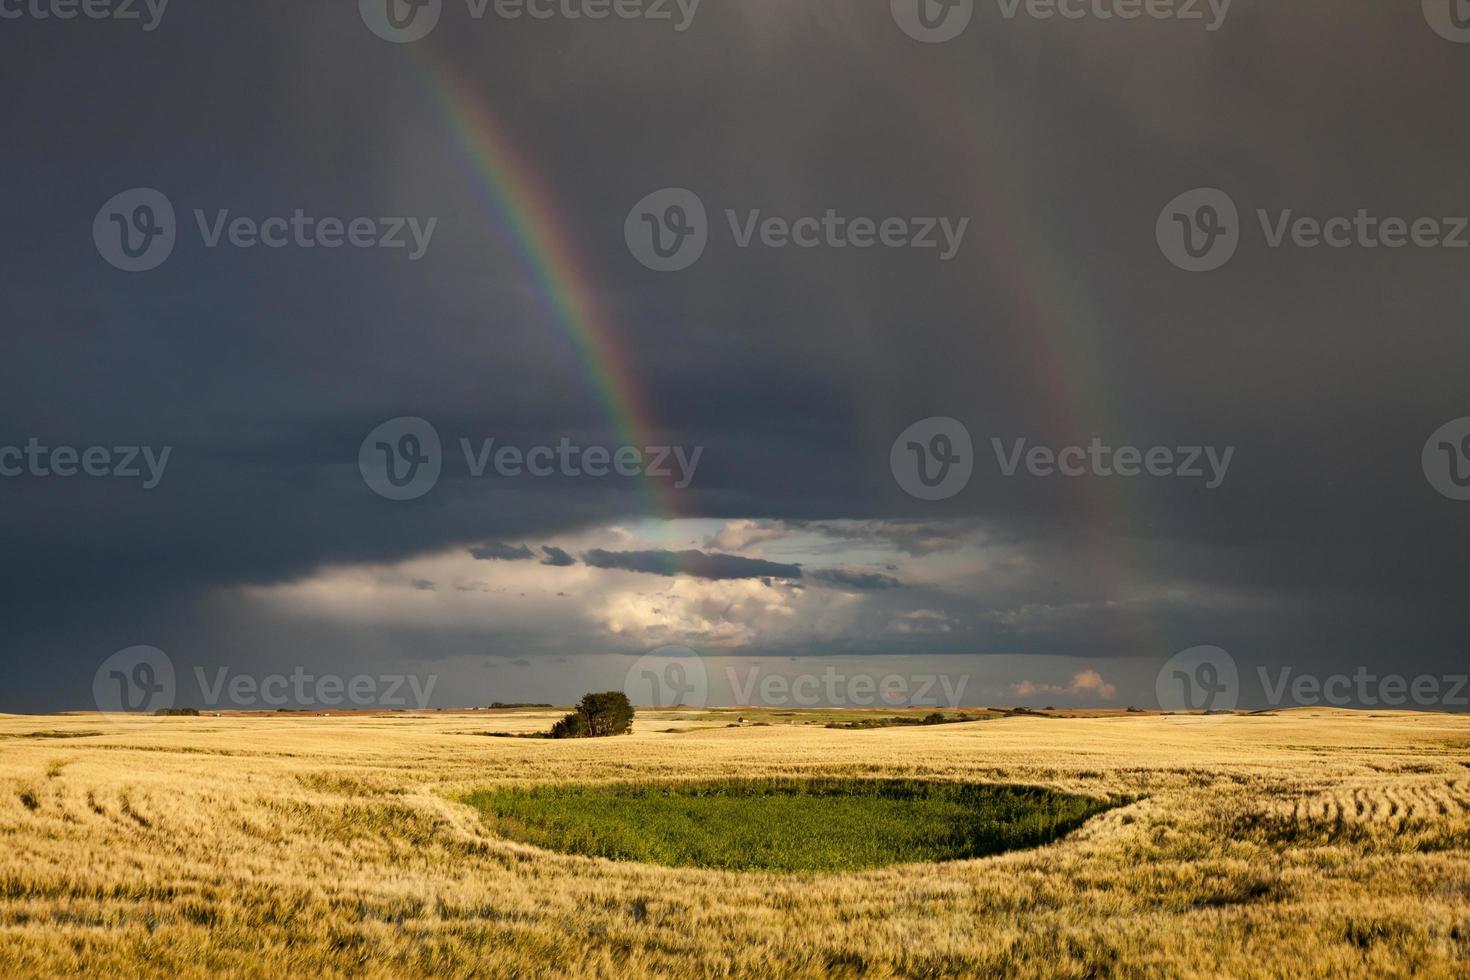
548;692;635;739
153;707;200;716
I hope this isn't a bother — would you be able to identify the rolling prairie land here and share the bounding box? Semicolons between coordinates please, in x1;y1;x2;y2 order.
2;708;1468;978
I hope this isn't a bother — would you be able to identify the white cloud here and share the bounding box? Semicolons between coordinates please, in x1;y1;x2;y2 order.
1009;670;1118;702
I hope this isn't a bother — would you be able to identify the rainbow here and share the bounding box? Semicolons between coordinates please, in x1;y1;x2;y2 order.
899;65;1166;658
411;51;679;519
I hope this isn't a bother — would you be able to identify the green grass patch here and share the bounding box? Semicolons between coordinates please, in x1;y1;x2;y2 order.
463;778;1114;872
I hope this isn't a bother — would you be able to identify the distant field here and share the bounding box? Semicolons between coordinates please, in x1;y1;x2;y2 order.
2;709;1469;977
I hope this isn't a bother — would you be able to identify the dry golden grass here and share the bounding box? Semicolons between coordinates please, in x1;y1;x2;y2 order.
2;708;1468;978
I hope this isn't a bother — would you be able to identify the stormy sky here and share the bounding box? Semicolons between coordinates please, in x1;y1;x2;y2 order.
3;1;1469;712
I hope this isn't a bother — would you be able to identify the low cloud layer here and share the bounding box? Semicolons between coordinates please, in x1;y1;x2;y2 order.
583;548;801;581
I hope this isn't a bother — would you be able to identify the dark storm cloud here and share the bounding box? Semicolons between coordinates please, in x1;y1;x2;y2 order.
711;520;974;557
471;542;536;561
578;547;901;591
2;2;1469;709
808;569;903;591
582;549;802;581
539;546;577;567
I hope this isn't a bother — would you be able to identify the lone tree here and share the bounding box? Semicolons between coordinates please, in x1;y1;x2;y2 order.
549;692;635;739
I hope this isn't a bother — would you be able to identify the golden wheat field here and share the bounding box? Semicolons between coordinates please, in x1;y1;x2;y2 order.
2;708;1469;978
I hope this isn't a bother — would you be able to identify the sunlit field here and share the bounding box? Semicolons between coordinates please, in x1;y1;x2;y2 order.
3;709;1469;977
